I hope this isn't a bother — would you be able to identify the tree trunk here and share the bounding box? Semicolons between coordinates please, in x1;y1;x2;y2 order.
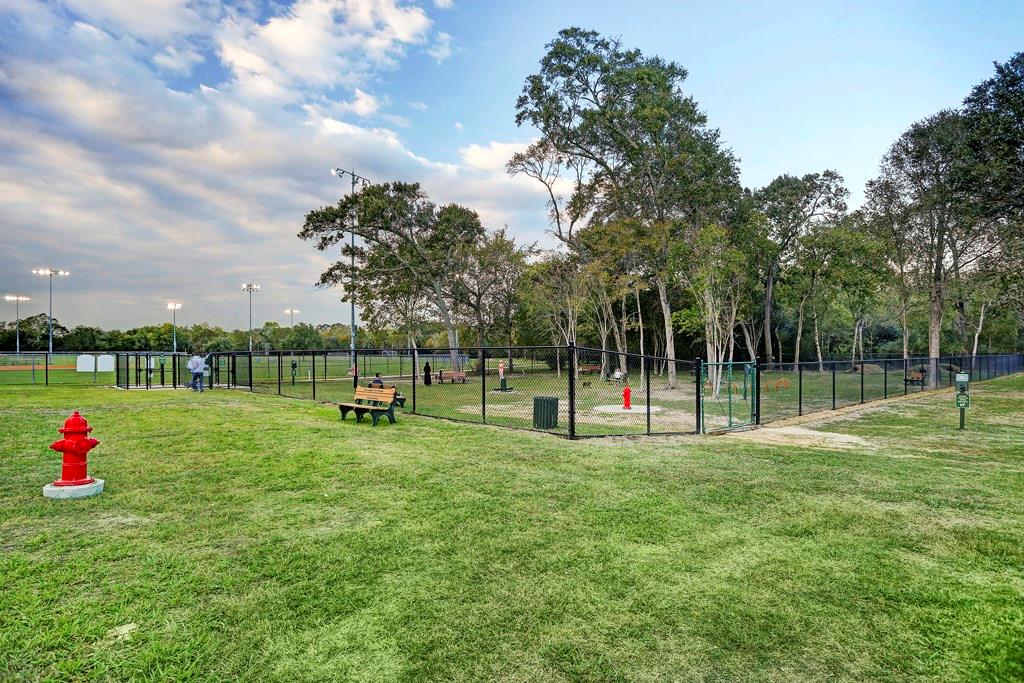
599;289;627;374
971;301;987;373
928;280;943;389
635;288;645;381
775;327;783;368
763;266;776;364
813;307;824;372
900;307;909;360
740;322;757;363
656;276;677;389
851;319;859;365
432;281;460;370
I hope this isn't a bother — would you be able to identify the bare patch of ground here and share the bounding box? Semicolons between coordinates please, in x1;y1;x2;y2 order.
724;426;872;451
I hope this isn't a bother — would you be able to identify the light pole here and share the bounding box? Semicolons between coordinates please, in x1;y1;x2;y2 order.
331;167;370;356
31;268;69;354
4;295;30;354
241;283;260;352
166;302;182;353
284;308;300;327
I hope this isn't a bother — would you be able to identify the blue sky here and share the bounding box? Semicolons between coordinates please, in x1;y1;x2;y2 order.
1;0;1021;331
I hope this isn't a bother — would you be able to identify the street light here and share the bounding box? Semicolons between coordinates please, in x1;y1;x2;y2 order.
166;302;182;353
284;308;301;327
31;268;69;354
331;166;370;356
241;283;260;352
4;295;30;354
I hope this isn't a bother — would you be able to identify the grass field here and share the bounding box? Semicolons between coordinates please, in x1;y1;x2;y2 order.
2;376;1023;681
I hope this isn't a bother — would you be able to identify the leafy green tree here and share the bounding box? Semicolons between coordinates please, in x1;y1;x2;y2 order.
300;182;484;368
754;171;847;364
511;28;739;387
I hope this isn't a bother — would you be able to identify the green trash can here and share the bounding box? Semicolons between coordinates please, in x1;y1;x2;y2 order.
533;396;559;429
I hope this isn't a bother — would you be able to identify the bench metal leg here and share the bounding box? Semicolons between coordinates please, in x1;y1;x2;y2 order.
340;406;351;421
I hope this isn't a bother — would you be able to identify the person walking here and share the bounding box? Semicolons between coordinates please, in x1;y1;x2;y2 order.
187;352;205;392
423;361;432;386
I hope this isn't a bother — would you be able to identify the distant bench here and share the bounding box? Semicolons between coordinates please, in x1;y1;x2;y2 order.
436;370;466;384
905;370;927;388
338;386;397;426
578;364;602;374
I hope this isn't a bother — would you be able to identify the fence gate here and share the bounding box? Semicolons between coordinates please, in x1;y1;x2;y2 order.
700;361;756;432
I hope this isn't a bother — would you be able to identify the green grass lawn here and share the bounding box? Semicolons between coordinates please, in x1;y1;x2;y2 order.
2;376;1023;681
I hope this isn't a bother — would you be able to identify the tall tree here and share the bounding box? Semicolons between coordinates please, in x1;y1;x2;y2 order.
754;171;847;364
299;182;483;368
511;27;738;388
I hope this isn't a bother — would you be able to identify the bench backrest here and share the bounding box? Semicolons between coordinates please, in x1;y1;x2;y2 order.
908;371;926;380
353;386;396;405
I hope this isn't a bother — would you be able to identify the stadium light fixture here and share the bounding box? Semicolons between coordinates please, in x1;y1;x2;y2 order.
4;295;30;354
31;268;69;354
241;283;261;352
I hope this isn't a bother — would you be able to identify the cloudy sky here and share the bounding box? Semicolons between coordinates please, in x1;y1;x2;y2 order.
1;0;1021;331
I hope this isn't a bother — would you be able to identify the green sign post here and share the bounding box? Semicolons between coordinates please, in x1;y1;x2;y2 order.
955;372;970;430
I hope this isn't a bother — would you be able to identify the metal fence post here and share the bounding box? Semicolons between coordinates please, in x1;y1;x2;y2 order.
352;348;358;389
277;352;282;395
832;361;836;410
860;359;865;404
694;357;703;433
567;342;576;439
45;352;49;386
311;351;317;400
481;346;487;424
754;356;761;426
248;353;253;391
412;348;417;413
798;363;803;416
883;360;887;399
645;355;652;435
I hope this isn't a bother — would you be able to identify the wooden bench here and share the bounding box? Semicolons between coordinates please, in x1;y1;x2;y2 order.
578;364;602;374
905;370;927;387
338;386;397;426
607;369;627;384
436;370;466;384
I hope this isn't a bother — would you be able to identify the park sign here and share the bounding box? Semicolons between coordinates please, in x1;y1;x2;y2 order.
955;393;970;409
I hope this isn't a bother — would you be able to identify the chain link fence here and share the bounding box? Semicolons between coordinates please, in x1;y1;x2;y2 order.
4;348;1022;439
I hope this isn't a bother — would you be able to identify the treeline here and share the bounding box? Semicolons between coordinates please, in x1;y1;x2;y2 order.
0;313;520;353
300;29;1022;388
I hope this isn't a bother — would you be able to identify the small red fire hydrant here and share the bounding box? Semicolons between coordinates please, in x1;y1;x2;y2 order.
46;411;102;497
622;383;632;410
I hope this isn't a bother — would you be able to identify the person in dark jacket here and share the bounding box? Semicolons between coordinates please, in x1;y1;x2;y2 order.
423;361;432;386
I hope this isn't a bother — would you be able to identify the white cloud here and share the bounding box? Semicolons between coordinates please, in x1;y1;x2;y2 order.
217;0;432;100
408;101;428;111
0;1;551;331
459;141;531;172
336;88;380;117
153;44;204;73
453;121;463;130
426;31;452;62
434;0;453;8
62;0;205;41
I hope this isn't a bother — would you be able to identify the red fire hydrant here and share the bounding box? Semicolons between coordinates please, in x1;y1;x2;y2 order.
49;411;99;487
622;383;632;410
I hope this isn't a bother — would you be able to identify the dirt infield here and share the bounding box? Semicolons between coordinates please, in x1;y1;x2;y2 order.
0;364;75;371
